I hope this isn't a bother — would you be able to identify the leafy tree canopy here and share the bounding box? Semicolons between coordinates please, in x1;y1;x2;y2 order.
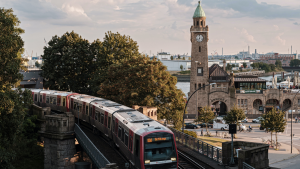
195;106;215;134
223;105;246;125
0;8;25;91
97;56;186;129
226;63;232;71
243;62;247;68
41;31;98;94
275;60;282;68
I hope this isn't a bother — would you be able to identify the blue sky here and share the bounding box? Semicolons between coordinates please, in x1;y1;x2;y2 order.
1;0;300;56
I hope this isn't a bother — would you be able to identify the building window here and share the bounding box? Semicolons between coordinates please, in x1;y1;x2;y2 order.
199;46;201;52
197;67;203;76
223;84;227;88
198;84;201;89
245;99;247;106
203;83;205;90
212;84;215;88
197;21;199;26
195;83;197;90
217;83;221;88
241;99;244;107
238;99;240;106
201;20;203;26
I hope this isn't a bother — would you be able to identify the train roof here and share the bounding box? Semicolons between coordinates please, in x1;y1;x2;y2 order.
70;94;105;103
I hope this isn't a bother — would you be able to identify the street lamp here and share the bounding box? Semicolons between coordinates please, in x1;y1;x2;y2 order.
182;83;216;132
291;89;300;153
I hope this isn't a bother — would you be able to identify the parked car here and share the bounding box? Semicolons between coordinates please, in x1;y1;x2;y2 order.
185;123;199;129
241;118;248;123
197;123;213;128
252;117;264;123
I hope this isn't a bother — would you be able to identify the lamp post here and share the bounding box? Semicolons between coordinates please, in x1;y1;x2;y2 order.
182;83;216;132
291;90;300;153
195;61;199;119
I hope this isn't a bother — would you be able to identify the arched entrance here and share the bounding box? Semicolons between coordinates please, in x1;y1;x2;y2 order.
266;99;279;113
211;101;227;116
253;99;263;112
282;99;292;111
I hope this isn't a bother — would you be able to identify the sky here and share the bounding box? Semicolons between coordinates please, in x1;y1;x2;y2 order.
1;0;300;56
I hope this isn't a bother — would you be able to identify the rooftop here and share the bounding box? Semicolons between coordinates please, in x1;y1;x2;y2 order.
193;1;206;18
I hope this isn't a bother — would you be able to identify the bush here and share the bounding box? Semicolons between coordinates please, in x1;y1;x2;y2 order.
184;130;197;138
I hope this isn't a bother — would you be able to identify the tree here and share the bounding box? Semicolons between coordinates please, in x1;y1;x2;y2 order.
195;106;215;134
183;57;185;60
171;56;173;60
223;105;246;125
97;56;186;129
269;64;275;71
41;31;97;94
180;65;183;71
35;61;40;68
290;59;300;67
235;56;239;59
243;62;247;68
275;60;282;68
232;64;236;67
0;8;37;168
261;108;286;149
178;55;181;59
226;63;232;71
90;31;140;95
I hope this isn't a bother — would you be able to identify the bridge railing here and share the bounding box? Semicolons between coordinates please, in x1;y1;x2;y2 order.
168;127;222;164
74;124;110;168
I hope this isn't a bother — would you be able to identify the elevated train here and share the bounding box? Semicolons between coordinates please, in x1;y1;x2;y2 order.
29;89;178;169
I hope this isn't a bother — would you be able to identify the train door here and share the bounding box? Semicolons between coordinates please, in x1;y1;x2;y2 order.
57;96;61;106
104;111;108;135
134;134;142;168
43;94;46;104
32;92;34;101
71;98;74;112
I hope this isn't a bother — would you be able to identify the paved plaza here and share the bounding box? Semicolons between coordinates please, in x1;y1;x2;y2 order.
185;119;300;169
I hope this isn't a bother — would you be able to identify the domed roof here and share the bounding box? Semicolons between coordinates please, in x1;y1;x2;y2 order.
193;1;206;18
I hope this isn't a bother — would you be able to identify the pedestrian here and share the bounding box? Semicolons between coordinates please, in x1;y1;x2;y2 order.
201;129;203;136
295;116;297;123
298;117;300;123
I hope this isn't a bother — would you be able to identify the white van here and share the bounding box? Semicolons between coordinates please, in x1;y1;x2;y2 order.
213;118;229;130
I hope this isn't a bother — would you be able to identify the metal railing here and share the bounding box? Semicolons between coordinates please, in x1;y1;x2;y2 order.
168;127;222;163
243;162;255;169
74;124;110;168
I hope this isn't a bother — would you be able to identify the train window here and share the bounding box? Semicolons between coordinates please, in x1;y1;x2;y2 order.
43;95;46;103
112;120;115;132
86;105;88;115
50;97;53;104
122;128;125;143
115;121;118;134
98;112;100;122
118;127;122;138
46;96;50;103
135;139;139;157
34;94;37;101
108;117;111;129
100;114;104;124
104;114;107;127
125;132;129;147
39;94;42;102
78;104;82;112
63;98;66;106
95;111;98;121
53;97;57;105
74;103;77;110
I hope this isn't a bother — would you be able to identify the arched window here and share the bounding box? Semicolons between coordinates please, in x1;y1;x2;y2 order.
199;46;201;52
203;84;205;90
197;21;199;26
198;84;201;89
151;111;153;116
201;21;203;26
148;112;150;116
195;83;197;90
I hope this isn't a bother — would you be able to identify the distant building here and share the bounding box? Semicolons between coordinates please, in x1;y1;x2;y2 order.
258;53;296;66
161;60;191;71
156;52;171;60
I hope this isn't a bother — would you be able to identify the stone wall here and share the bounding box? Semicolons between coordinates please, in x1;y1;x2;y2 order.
132;105;158;120
222;141;269;169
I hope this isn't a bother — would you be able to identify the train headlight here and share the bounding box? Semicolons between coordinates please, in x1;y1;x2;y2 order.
171;157;176;161
145;160;150;164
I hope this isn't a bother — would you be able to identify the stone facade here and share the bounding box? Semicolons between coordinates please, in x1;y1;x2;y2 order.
39;112;77;169
132;105;157;120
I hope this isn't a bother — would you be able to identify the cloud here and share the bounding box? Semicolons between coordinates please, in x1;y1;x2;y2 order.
273;25;279;30
171;21;177;29
234;28;256;43
294;22;300;25
62;3;89;18
211;39;225;44
275;34;286;45
204;0;300;19
114;6;121;10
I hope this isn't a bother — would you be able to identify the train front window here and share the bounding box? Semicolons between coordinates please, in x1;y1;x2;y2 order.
144;132;176;163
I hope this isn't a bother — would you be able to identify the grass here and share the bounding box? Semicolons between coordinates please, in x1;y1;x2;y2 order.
197;136;229;147
179;70;191;74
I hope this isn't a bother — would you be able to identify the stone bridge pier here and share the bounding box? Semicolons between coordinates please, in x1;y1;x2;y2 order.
38;112;77;169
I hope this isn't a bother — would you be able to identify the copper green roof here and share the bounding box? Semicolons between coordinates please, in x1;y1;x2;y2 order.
193;1;206;18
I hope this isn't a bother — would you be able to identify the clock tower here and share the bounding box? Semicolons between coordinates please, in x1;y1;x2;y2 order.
188;1;209;117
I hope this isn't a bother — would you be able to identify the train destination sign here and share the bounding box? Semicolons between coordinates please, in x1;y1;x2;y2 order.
147;137;171;143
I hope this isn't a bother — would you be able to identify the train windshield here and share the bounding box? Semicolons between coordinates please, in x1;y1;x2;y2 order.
144;132;176;162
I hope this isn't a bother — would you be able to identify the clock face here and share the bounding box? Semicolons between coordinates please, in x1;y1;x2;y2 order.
196;35;203;42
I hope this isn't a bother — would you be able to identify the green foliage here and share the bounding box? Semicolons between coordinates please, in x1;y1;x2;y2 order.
195;106;215;134
251;62;272;72
97;56;186;129
184;130;197;138
179;70;191;74
183;57;185;60
90;31;140;95
275;60;282;68
269;64;275;71
41;31;97;94
290;59;300;67
232;64;236;67
171;56;173;60
243;62;247;68
35;61;40;68
223;105;246;125
178;55;181;59
226;63;232;71
180;65;183;71
0;8;25;91
261;108;286;149
235;56;239;59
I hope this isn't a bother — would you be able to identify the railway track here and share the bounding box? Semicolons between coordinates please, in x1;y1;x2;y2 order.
178;150;214;169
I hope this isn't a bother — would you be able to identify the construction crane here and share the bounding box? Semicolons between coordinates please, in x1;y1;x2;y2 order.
211;50;218;60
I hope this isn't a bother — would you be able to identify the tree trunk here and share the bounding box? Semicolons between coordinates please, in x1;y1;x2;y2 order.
206;124;208;135
271;132;273;147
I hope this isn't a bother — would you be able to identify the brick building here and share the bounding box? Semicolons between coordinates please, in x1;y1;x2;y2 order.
187;2;300;119
258;53;296;66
